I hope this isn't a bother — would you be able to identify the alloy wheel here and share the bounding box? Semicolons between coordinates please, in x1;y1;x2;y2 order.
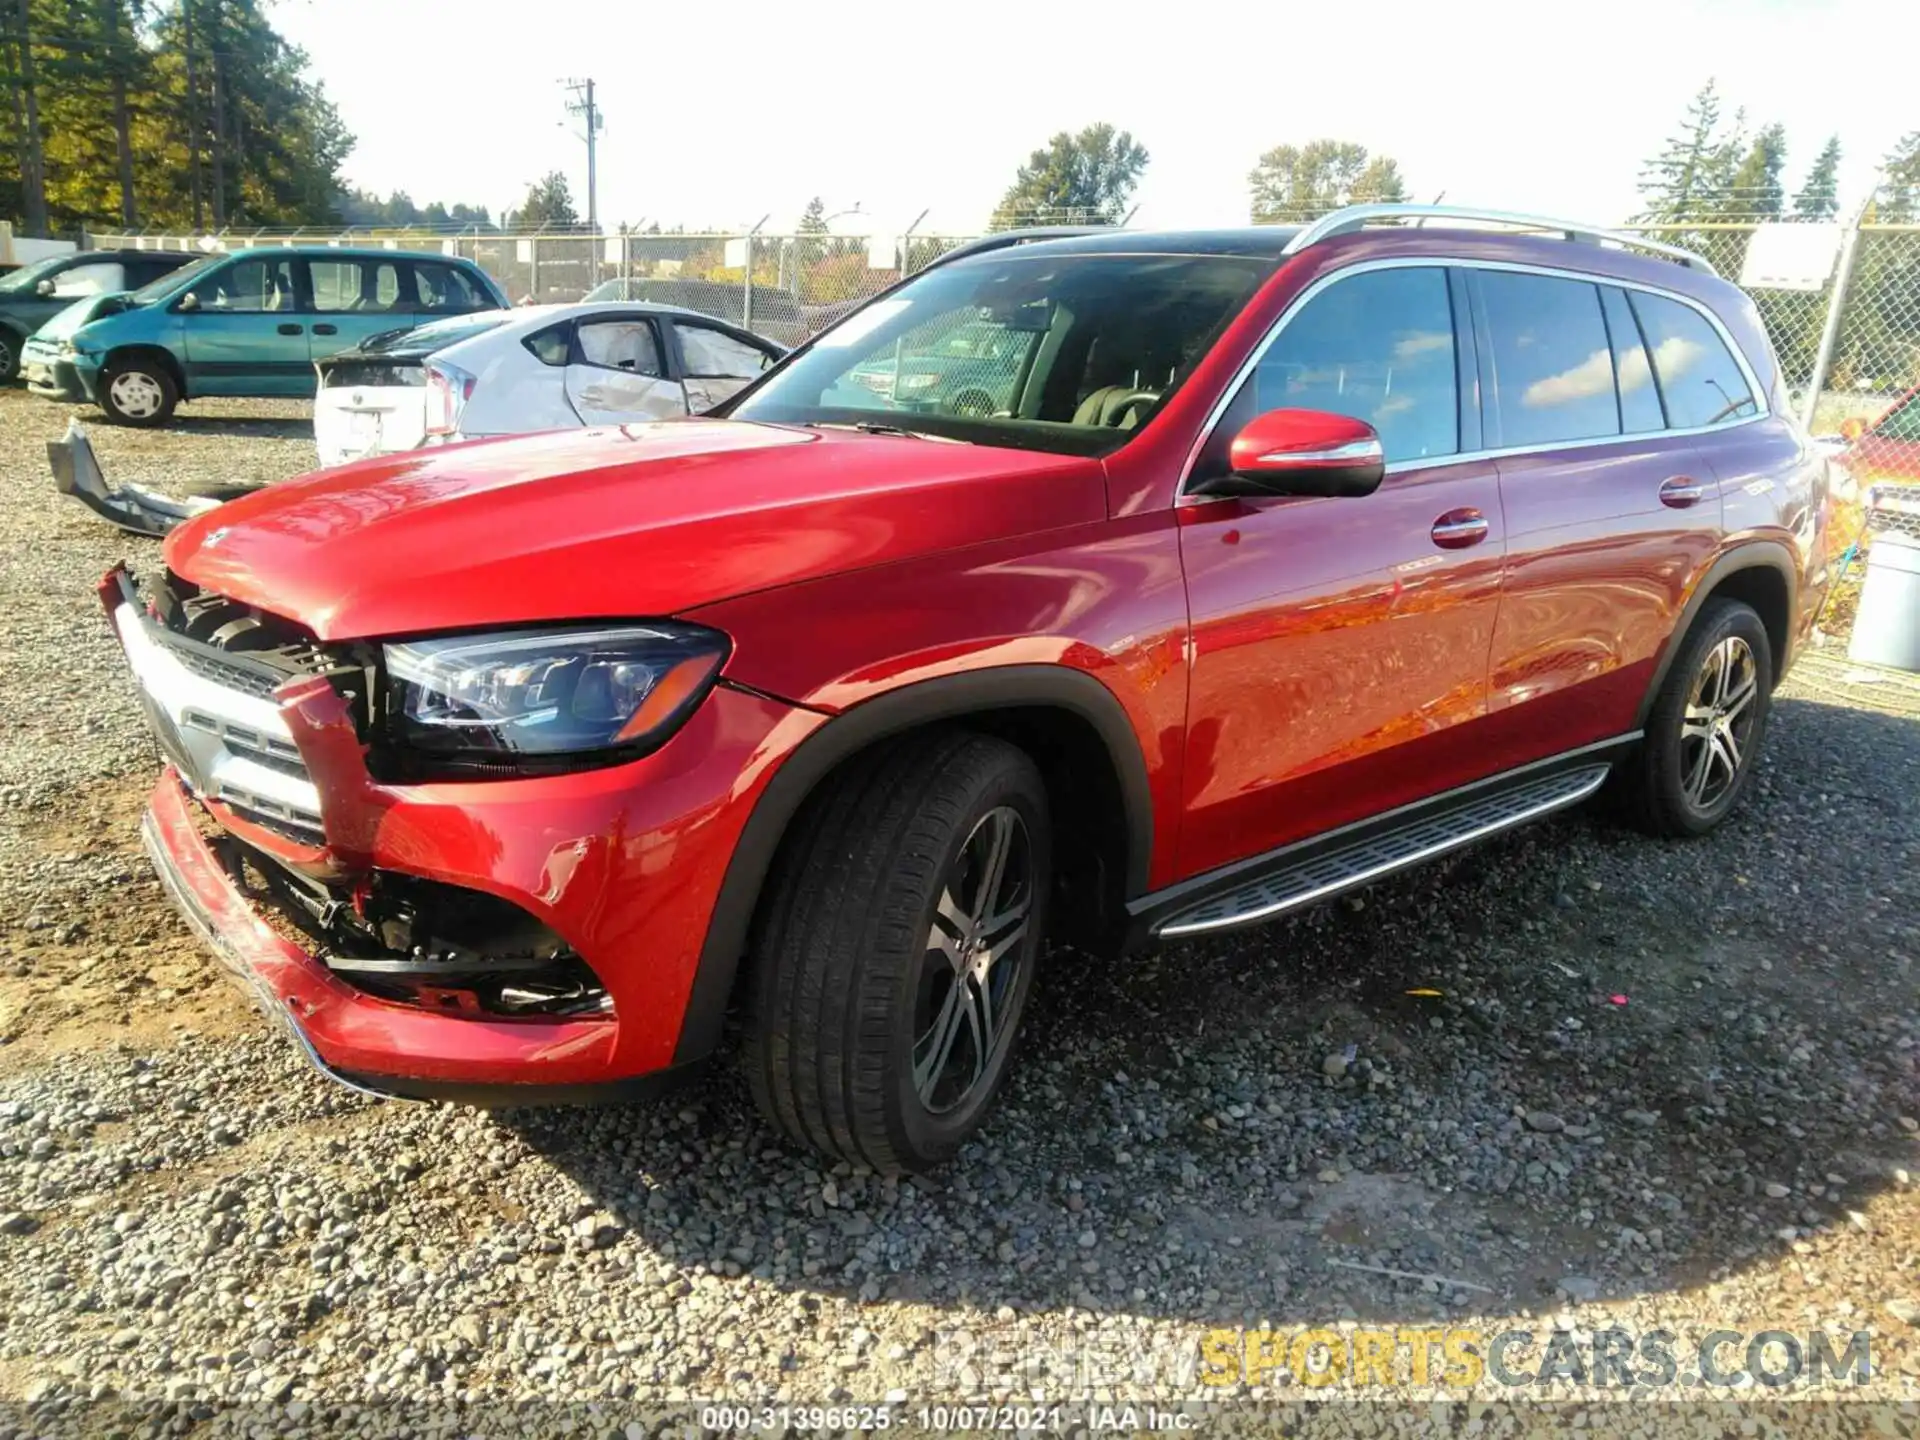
109;371;164;419
1679;635;1758;810
913;805;1033;1114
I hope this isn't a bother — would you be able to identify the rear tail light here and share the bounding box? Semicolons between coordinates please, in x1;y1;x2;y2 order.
424;361;476;437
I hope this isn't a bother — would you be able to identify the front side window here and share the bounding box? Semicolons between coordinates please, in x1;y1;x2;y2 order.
1627;291;1758;430
674;321;773;379
50;261;126;298
1479;271;1620;448
189;255;297;312
309;259;407;314
577;319;663;376
1250;265;1458;463
730;252;1272;456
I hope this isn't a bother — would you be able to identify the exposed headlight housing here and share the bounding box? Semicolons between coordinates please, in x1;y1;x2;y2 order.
382;623;728;775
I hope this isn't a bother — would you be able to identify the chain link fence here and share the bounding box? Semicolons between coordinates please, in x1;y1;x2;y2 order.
83;212;1920;449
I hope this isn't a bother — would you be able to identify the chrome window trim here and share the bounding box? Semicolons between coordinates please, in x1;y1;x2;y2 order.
1177;255;1770;499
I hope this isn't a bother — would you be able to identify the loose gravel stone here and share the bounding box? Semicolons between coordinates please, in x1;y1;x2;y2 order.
0;389;1917;1413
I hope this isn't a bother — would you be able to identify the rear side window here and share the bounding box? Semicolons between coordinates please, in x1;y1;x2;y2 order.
576;319;663;376
1627;291;1758;429
189;255;297;313
1599;287;1665;434
1478;271;1619;447
1247;266;1458;463
416;262;490;313
309;258;408;314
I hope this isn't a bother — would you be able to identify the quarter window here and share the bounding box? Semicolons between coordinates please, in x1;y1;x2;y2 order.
674;321;773;379
1600;287;1665;434
1478;271;1620;447
523;324;571;367
1627;291;1758;429
1247;266;1458;463
416;262;489;312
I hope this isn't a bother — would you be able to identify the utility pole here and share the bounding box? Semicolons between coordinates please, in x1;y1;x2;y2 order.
563;78;603;233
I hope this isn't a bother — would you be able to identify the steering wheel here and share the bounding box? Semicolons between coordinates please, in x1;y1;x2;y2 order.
1103;389;1162;427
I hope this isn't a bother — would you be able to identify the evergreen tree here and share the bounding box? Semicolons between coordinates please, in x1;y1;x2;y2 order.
1793;136;1842;220
1636;79;1725;222
1722;121;1786;219
515;170;578;230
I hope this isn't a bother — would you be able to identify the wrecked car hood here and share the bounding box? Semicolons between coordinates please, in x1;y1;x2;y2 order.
164;420;1107;641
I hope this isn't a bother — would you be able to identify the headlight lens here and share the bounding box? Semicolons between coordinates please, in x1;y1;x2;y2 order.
383;624;728;771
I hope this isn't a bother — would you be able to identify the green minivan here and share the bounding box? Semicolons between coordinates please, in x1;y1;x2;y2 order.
43;245;506;426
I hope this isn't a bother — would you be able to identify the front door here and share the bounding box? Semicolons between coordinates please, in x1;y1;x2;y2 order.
563;315;688;424
1177;264;1507;878
305;256;416;361
179;253;310;396
1474;272;1737;757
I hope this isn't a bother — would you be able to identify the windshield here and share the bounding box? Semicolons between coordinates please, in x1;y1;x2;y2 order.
129;252;221;304
0;255;70;294
728;251;1272;456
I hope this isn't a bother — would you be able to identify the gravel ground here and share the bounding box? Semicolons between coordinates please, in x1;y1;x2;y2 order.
1;387;1917;1427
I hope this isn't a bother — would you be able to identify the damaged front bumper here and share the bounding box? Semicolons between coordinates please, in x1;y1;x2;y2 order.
51;417;220;538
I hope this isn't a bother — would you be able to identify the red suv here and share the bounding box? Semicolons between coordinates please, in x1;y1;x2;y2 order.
113;206;1829;1172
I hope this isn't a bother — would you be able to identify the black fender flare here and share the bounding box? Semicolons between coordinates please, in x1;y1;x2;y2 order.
672;665;1155;1063
1635;541;1797;728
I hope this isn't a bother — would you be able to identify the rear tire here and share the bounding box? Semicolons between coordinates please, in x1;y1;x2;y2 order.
99;355;178;427
746;730;1050;1174
1618;598;1773;837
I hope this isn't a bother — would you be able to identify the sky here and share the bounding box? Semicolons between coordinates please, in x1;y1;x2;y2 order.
274;0;1911;238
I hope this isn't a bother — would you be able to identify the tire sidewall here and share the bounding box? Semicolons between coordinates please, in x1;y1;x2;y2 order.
1647;602;1773;834
0;329;19;384
886;763;1051;1167
100;358;175;427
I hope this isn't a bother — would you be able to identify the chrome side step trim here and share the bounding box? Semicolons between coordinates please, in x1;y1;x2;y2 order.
1156;763;1611;938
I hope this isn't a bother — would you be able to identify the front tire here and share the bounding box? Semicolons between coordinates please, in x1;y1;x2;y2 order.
1619;598;1773;837
99;356;178;426
0;328;20;384
746;730;1050;1173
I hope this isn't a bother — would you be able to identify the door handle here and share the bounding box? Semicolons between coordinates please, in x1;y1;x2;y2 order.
277;323;303;336
312;323;338;336
1659;476;1706;508
1430;508;1489;548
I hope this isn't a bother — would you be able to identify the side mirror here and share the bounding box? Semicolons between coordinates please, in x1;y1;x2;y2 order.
35;279;55;296
1192;408;1386;499
1839;417;1867;443
176;291;200;313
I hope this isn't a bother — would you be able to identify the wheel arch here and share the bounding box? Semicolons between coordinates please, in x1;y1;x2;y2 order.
673;666;1154;1063
1637;542;1795;727
104;344;188;399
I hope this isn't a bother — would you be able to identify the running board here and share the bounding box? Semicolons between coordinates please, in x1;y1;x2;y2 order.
1156;764;1611;938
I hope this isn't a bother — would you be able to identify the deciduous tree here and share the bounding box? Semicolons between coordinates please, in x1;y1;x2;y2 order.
990;124;1148;230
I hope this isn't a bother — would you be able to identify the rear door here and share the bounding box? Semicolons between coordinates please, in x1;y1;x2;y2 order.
179;252;309;395
1478;270;1735;755
305;256;414;360
563;314;687;424
668;317;781;412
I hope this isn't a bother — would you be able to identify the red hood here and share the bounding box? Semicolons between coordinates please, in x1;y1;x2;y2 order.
165;421;1108;640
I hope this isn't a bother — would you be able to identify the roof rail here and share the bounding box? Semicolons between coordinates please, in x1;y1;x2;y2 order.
1281;204;1719;276
913;226;1114;273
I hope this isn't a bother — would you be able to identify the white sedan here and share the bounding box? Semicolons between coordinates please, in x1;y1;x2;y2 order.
313;302;785;468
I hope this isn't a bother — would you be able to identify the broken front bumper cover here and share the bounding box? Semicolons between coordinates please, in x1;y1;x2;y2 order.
140;769;693;1106
51;417;224;538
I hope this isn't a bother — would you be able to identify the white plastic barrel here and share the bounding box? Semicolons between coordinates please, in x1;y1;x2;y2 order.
1849;530;1920;672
